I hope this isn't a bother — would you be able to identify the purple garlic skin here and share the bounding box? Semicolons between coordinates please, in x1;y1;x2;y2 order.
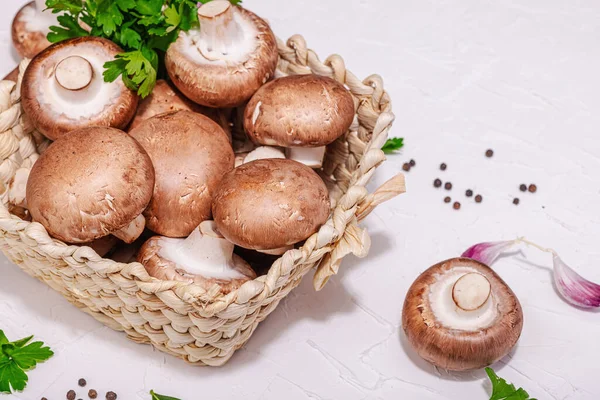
553;254;600;308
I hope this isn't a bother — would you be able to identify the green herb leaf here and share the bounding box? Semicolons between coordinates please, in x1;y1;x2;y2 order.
150;390;182;400
45;0;84;14
47;14;89;43
486;368;536;400
0;332;53;394
164;5;182;29
381;137;404;154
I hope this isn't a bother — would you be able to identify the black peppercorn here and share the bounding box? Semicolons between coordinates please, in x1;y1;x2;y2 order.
402;163;410;172
88;389;98;399
453;202;461;210
78;379;87;387
465;189;473;197
513;198;520;205
475;194;483;203
444;196;451;203
106;392;117;400
444;182;452;190
528;184;537;193
67;390;76;400
440;163;447;171
485;149;494;157
519;184;527;192
409;159;416;167
434;179;442;188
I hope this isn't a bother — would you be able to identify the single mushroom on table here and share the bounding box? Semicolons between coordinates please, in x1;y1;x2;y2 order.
127;79;229;134
402;257;523;371
138;220;256;294
212;159;330;255
21;37;138;140
244;74;355;169
165;0;278;108
26;127;155;244
129;110;234;238
11;0;54;59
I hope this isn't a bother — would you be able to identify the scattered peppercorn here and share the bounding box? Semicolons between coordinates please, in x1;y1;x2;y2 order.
465;189;473;197
409;159;416;167
485;149;494;157
67;390;76;400
528;184;537;193
444;182;452;190
513;198;520;205
440;163;447;171
444;196;451;203
453;202;461;210
106;392;117;400
78;398;83;400
89;390;98;399
78;379;87;387
434;178;442;188
475;194;483;203
519;184;527;192
402;163;410;172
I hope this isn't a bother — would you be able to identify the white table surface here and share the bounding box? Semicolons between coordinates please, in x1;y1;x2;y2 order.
2;1;600;399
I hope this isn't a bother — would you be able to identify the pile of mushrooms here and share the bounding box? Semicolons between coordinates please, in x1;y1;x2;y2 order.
11;0;55;59
7;0;359;294
402;258;523;371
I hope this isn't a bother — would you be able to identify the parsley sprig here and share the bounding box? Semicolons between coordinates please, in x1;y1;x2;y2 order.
0;330;54;394
381;137;404;154
151;390;182;400
486;367;536;400
45;0;240;98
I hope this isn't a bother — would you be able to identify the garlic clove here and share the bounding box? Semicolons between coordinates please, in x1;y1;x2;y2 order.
553;254;600;308
461;240;518;266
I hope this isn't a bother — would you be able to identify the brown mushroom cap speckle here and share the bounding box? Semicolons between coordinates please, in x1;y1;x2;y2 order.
402;257;523;371
11;1;52;59
26;127;155;243
244;75;355;147
212;159;330;251
21;37;138;140
165;4;278;108
130;111;234;238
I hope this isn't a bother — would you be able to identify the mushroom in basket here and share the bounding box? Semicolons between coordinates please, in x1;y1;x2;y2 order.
129;110;234;238
402;257;523;371
21;37;138;140
212;159;330;256
26;126;155;244
11;0;55;59
138;220;256;294
166;0;278;108
244;75;355;169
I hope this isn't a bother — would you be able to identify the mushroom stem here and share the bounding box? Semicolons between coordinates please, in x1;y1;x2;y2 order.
243;146;286;164
197;1;243;60
452;273;491;311
286;146;327;169
158;221;245;279
55;56;93;91
113;214;146;244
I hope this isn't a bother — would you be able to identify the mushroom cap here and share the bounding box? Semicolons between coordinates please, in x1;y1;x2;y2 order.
21;36;138;140
244;75;355;147
128;79;224;132
165;6;278;108
3;67;20;82
26;127;155;243
138;235;256;294
11;1;52;59
129;111;234;237
212;159;330;250
402;257;523;371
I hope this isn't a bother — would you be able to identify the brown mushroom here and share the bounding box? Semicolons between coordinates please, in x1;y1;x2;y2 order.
11;0;53;59
138;220;256;294
21;37;138;140
127;79;228;134
2;67;20;82
402;257;523;371
85;235;119;258
165;0;278;108
26;127;155;244
244;74;355;168
212;159;330;253
129;110;234;238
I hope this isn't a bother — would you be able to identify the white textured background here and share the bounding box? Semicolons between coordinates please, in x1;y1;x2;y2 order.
2;1;600;399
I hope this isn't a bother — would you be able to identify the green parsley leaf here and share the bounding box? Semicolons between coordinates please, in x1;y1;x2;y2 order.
0;331;53;394
381;137;404;154
136;0;164;15
47;14;89;43
150;390;182;400
486;368;536;400
45;0;84;14
164;5;182;30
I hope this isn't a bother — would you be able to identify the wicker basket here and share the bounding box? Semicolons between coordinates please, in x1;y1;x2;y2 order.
0;34;405;366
